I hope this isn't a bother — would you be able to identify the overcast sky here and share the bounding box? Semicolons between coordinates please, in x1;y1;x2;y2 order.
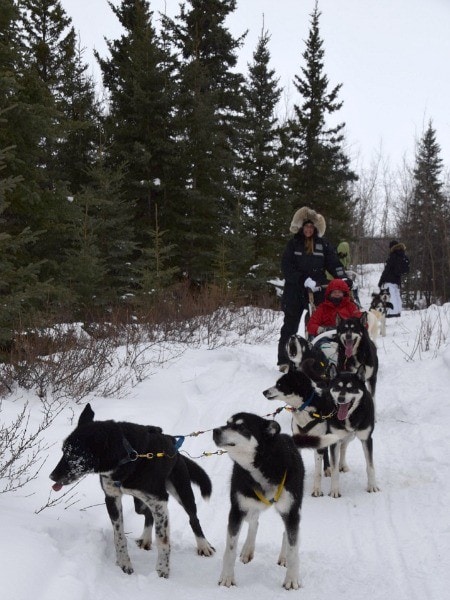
60;0;450;169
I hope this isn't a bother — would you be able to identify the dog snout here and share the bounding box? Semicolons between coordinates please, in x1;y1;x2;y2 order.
49;459;64;482
212;427;223;444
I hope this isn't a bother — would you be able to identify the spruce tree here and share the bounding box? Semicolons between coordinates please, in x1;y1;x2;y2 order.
285;1;356;241
136;205;179;307
239;27;286;292
56;40;103;194
15;0;92;298
97;0;177;244
63;154;139;313
400;121;449;305
163;0;245;282
0;142;50;350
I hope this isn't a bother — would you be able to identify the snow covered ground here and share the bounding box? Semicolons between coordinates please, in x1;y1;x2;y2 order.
1;265;450;600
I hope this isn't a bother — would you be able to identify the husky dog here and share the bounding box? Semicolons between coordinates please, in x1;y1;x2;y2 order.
213;412;337;589
327;365;380;498
336;313;379;399
50;404;214;578
286;334;329;382
263;370;336;497
369;288;394;337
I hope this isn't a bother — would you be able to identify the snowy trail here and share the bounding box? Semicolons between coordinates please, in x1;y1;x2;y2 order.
1;266;450;600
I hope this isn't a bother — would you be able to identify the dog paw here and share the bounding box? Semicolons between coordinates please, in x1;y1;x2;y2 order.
157;568;169;578
136;538;151;551
283;576;300;590
329;490;341;498
311;489;323;497
277;556;287;567
240;549;254;564
218;573;236;587
324;467;332;477
156;556;170;579
119;564;134;575
367;484;381;493
339;465;350;473
197;540;215;556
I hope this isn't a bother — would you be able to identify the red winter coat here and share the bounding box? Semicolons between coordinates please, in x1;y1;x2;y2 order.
307;278;362;337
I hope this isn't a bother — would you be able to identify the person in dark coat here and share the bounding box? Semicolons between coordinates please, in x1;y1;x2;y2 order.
277;207;352;370
378;240;410;317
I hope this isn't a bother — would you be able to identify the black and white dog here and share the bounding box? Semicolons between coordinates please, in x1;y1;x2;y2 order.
327;365;380;498
336;313;379;399
286;334;329;382
369;287;393;337
50;404;214;578
263;370;336;497
213;412;337;589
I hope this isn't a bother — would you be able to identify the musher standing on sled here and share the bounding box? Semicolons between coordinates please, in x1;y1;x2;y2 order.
277;206;353;371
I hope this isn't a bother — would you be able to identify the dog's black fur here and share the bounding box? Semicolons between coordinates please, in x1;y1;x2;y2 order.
327;365;380;497
336;313;379;398
370;288;394;337
50;404;214;578
286;334;329;382
213;412;337;589
370;287;393;314
263;370;336;497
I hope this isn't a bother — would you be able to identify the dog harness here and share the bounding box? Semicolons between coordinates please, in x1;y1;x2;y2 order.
253;470;287;506
117;436;181;466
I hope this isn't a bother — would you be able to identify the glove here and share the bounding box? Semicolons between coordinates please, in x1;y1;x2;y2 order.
304;277;317;289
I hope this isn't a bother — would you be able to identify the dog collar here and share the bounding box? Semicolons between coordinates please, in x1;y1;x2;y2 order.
295;390;317;412
253;471;287;506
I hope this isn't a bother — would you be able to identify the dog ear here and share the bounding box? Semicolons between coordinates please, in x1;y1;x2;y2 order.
78;403;95;427
360;312;368;327
328;363;337;381
335;314;342;326
264;420;280;438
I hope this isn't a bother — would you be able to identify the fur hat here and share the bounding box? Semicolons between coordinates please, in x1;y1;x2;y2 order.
389;241;406;252
289;206;326;237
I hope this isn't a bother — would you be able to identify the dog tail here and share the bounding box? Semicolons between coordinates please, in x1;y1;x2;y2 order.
183;456;212;499
292;433;339;449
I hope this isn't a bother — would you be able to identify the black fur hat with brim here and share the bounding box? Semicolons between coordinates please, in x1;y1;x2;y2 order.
289;206;326;237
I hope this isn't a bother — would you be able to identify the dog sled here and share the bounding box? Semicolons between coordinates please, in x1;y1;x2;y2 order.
301;274;361;368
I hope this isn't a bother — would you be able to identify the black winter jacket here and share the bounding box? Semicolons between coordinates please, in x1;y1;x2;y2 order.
378;243;410;287
281;233;347;309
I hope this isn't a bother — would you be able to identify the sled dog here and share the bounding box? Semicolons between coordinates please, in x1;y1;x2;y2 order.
50;404;214;578
213;412;337;589
369;288;394;337
327;365;380;497
263;370;336;497
336;313;379;399
286;334;329;382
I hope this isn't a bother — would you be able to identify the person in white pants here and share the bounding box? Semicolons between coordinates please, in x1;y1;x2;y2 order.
378;241;410;317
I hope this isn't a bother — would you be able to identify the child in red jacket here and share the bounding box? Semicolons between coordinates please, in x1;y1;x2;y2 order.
307;278;361;337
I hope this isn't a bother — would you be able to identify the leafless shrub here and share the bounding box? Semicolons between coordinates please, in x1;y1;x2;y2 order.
0;397;65;494
0;285;282;495
396;304;449;360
